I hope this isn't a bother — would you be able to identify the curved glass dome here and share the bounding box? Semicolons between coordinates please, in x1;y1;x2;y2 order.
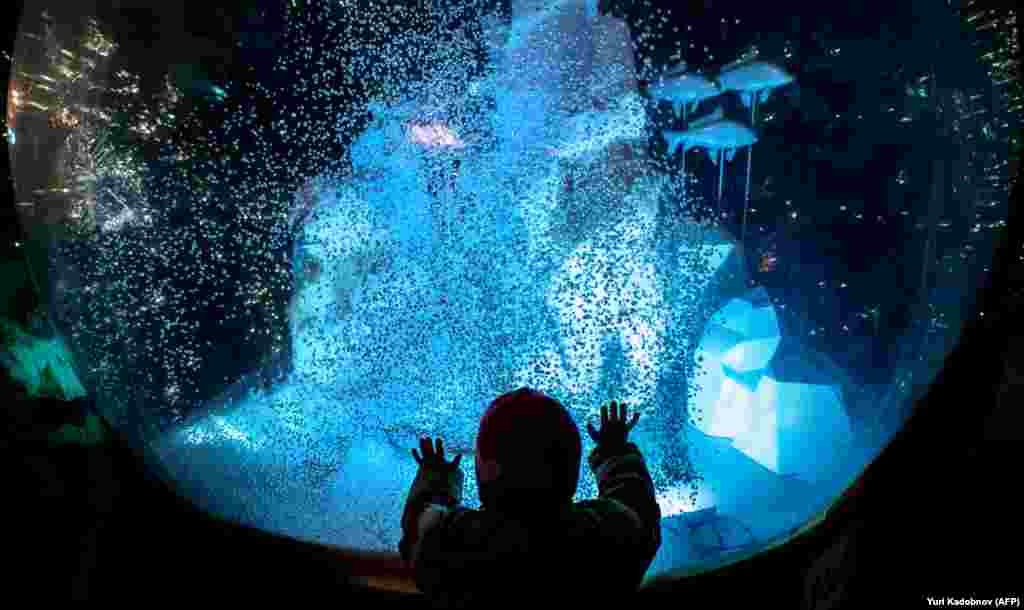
9;0;1012;583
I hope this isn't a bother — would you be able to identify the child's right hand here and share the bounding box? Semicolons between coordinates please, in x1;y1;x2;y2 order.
586;400;640;449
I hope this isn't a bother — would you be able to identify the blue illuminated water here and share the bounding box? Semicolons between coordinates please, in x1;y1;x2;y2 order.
39;0;952;581
155;46;869;585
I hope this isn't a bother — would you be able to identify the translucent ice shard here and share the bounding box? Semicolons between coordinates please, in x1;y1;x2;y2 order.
681;422;822;544
763;376;854;486
721;337;781;373
709;287;778;338
691;286;854;503
685;284;868;553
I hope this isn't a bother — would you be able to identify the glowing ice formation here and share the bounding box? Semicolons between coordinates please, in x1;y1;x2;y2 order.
502;0;581;53
686;287;867;546
548;91;648;161
693;289;779;441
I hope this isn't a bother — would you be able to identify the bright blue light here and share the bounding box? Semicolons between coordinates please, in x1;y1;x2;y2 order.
136;0;887;581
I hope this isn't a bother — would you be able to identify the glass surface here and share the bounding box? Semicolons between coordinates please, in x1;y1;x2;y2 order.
9;0;1013;580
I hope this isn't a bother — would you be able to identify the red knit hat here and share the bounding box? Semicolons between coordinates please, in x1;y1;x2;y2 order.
475;387;582;512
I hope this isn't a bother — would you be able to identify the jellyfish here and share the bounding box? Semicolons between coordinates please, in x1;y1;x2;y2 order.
715;61;794;242
646;67;722;212
662;106;757;219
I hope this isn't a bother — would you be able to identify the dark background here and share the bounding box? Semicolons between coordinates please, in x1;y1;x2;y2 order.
1;0;1021;605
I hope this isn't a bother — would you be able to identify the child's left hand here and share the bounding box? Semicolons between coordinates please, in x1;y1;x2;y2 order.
412;437;463;473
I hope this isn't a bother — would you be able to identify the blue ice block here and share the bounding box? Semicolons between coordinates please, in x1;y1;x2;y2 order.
721;337;782;373
769;377;854;486
711;297;779;341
